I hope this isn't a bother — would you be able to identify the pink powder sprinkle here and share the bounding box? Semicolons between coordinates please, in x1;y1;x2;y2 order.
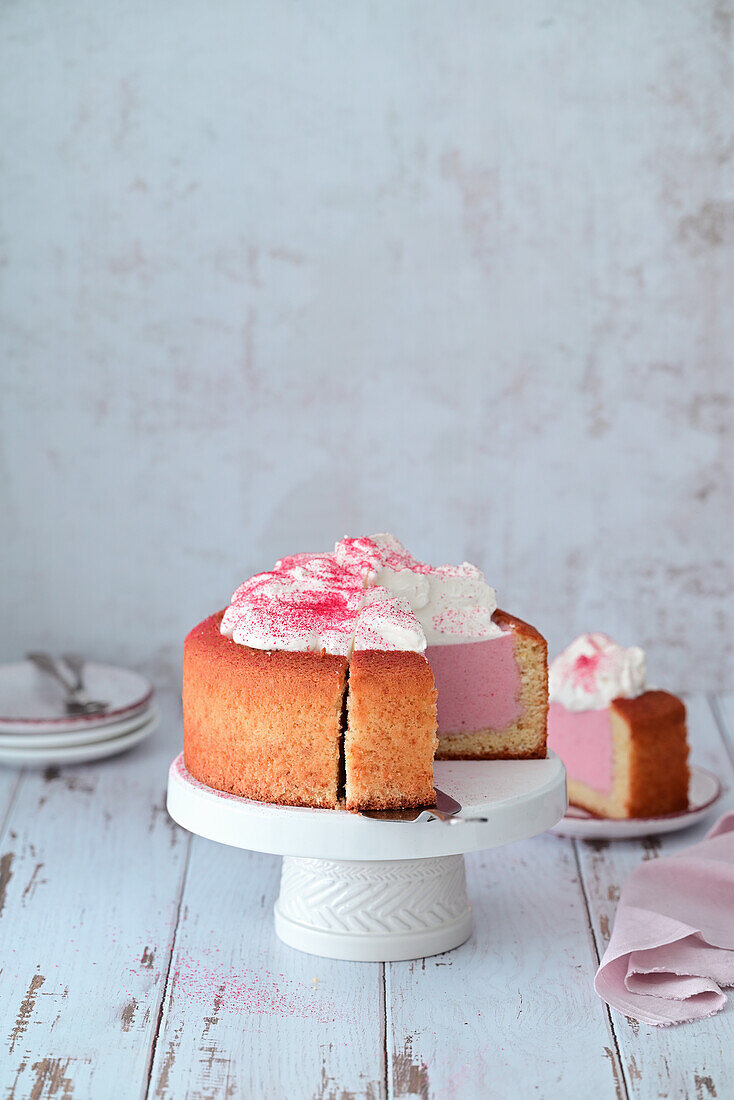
172;952;345;1023
223;539;431;651
225;552;367;647
570;637;605;692
222;535;480;653
336;535;472;579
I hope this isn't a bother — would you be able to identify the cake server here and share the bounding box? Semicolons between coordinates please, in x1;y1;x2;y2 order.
360;787;489;825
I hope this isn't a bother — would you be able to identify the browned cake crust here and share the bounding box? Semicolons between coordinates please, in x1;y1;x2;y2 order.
612;690;689;817
345;650;438;811
183;612;347;808
492;608;546;645
435;609;548;761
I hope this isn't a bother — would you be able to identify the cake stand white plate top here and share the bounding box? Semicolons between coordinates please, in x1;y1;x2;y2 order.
167;752;567;962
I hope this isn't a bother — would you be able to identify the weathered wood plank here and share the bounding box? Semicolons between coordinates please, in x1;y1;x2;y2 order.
386;832;624;1100
714;692;734;762
0;691;190;1100
0;769;23;822
148;837;385;1099
0;770;25;936
576;693;734;1100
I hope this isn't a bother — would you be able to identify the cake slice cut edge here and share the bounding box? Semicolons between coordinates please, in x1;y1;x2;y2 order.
434;610;548;761
344;649;438;812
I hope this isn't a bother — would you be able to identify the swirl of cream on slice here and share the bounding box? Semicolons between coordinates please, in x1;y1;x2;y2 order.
549;633;646;711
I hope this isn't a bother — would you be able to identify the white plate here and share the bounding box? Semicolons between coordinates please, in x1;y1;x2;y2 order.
549;764;723;839
0;704;158;750
0;661;153;732
0;710;159;767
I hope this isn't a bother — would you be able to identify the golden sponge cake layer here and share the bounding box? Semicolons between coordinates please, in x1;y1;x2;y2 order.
346;650;438;811
183;613;440;812
183;611;347;808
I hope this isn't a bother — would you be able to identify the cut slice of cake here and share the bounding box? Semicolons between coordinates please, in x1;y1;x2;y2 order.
546;633;689;818
345;650;437;811
344;587;438;810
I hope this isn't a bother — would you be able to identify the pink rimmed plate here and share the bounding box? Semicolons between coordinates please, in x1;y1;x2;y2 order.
0;704;157;750
549;764;723;839
0;661;153;733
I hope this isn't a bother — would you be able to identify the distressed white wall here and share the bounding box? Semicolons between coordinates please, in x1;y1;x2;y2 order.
1;1;732;688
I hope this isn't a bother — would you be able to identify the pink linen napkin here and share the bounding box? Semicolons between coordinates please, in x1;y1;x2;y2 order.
595;811;734;1026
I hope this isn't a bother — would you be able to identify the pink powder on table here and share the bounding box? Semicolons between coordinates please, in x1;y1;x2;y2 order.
426;633;522;734
547;702;614;793
173;953;345;1024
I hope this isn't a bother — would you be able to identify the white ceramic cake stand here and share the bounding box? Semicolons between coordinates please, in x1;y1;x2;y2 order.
167;752;567;962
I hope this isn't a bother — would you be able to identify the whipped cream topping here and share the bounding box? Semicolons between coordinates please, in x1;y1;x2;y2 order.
221;533;501;655
352;589;427;652
220;552;367;656
335;534;501;646
549;633;646;711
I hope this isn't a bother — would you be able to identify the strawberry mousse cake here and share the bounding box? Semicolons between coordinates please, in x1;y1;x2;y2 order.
183;534;548;812
546;633;689;818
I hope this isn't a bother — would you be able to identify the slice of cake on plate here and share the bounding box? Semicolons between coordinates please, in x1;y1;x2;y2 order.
546;633;689;818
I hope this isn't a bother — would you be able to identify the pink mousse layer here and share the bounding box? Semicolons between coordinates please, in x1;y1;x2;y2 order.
547;702;613;793
426;632;522;735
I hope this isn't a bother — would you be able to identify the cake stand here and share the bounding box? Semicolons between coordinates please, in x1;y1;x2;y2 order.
167;752;566;962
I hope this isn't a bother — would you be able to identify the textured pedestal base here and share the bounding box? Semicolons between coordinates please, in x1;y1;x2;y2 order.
274;854;473;961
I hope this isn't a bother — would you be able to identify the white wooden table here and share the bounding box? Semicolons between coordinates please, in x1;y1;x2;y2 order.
0;692;731;1100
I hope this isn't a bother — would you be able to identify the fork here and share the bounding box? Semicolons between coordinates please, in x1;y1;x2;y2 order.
26;652;108;716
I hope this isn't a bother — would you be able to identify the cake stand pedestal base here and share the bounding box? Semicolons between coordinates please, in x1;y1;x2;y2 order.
274;854;472;962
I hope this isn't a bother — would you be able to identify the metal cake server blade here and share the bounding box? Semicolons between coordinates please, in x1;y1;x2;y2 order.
360;787;487;824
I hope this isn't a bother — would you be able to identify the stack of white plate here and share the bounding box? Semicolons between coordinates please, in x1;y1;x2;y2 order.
0;661;158;767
